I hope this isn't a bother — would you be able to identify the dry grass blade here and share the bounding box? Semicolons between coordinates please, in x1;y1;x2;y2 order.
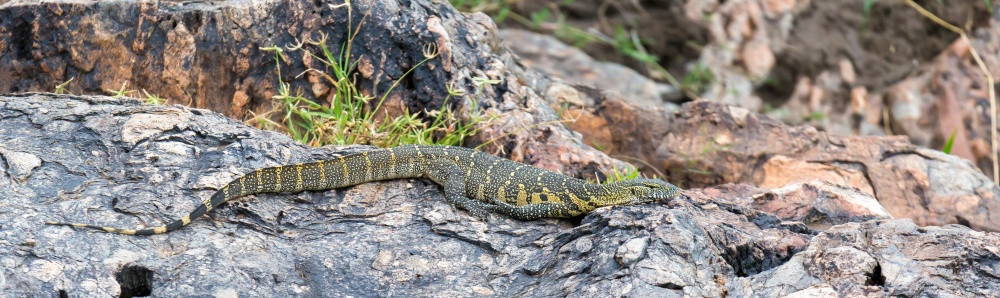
904;0;998;184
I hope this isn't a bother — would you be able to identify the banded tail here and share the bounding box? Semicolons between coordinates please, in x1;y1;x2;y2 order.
46;147;429;235
46;191;226;236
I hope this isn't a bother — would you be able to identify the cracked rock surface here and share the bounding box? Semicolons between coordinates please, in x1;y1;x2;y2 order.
4;0;999;233
2;93;997;296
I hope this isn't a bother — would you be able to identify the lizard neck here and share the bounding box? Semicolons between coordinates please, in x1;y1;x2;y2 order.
581;182;631;207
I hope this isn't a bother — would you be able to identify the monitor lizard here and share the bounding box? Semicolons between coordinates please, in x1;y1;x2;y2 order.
46;145;681;235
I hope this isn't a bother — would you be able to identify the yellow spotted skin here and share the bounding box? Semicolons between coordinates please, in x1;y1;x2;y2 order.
46;145;681;235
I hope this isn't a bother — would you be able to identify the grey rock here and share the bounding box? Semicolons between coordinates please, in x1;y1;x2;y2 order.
500;29;682;109
752;180;893;230
615;236;650;267
733;220;1000;297
0;149;41;182
2;93;998;297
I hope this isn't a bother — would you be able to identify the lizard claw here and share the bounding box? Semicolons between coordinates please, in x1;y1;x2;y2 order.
456;200;491;220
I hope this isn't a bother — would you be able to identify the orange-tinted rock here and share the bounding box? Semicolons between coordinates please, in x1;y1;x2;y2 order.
753;180;892;229
556;94;1000;232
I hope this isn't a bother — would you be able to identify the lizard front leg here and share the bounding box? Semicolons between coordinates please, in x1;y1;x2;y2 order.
425;163;491;219
485;198;580;220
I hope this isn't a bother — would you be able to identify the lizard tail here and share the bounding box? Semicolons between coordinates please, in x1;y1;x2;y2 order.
45;190;226;236
46;148;425;236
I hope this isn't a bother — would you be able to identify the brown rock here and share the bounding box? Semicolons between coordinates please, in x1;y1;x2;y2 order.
560;93;1000;232
499;29;681;107
885;74;935;147
879;32;1000;179
759;155;873;195
762;0;800;17
741;32;775;78
752;180;892;229
849;86;867;115
681;0;992;156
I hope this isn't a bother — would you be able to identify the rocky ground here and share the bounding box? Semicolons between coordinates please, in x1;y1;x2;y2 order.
499;0;1000;181
3;93;997;296
0;0;998;297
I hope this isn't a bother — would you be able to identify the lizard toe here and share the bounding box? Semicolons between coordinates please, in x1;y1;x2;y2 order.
470;209;489;220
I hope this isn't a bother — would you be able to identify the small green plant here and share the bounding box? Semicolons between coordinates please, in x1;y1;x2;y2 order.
141;90;168;105
529;6;552;26
607;25;660;66
805;111;827;122
761;76;779;88
105;82;170;105
96;80;171;105
590;142;606;152
450;0;512;22
682;62;714;95
586;164;646;184
605;165;642;183
942;129;958;154
862;0;878;29
106;82;135;98
54;77;75;94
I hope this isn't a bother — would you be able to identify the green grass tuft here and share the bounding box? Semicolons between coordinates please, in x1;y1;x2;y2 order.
54;77;75;94
588;164;645;184
254;26;491;148
942;129;957;154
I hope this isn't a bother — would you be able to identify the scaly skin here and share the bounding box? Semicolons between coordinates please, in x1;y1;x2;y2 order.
46;145;681;235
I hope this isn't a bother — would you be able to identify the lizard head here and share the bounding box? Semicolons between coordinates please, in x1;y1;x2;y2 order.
603;178;681;206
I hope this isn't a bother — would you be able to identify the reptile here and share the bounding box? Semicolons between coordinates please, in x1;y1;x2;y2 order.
46;145;681;235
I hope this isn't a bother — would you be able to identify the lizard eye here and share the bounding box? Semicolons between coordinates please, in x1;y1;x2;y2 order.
644;182;665;189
